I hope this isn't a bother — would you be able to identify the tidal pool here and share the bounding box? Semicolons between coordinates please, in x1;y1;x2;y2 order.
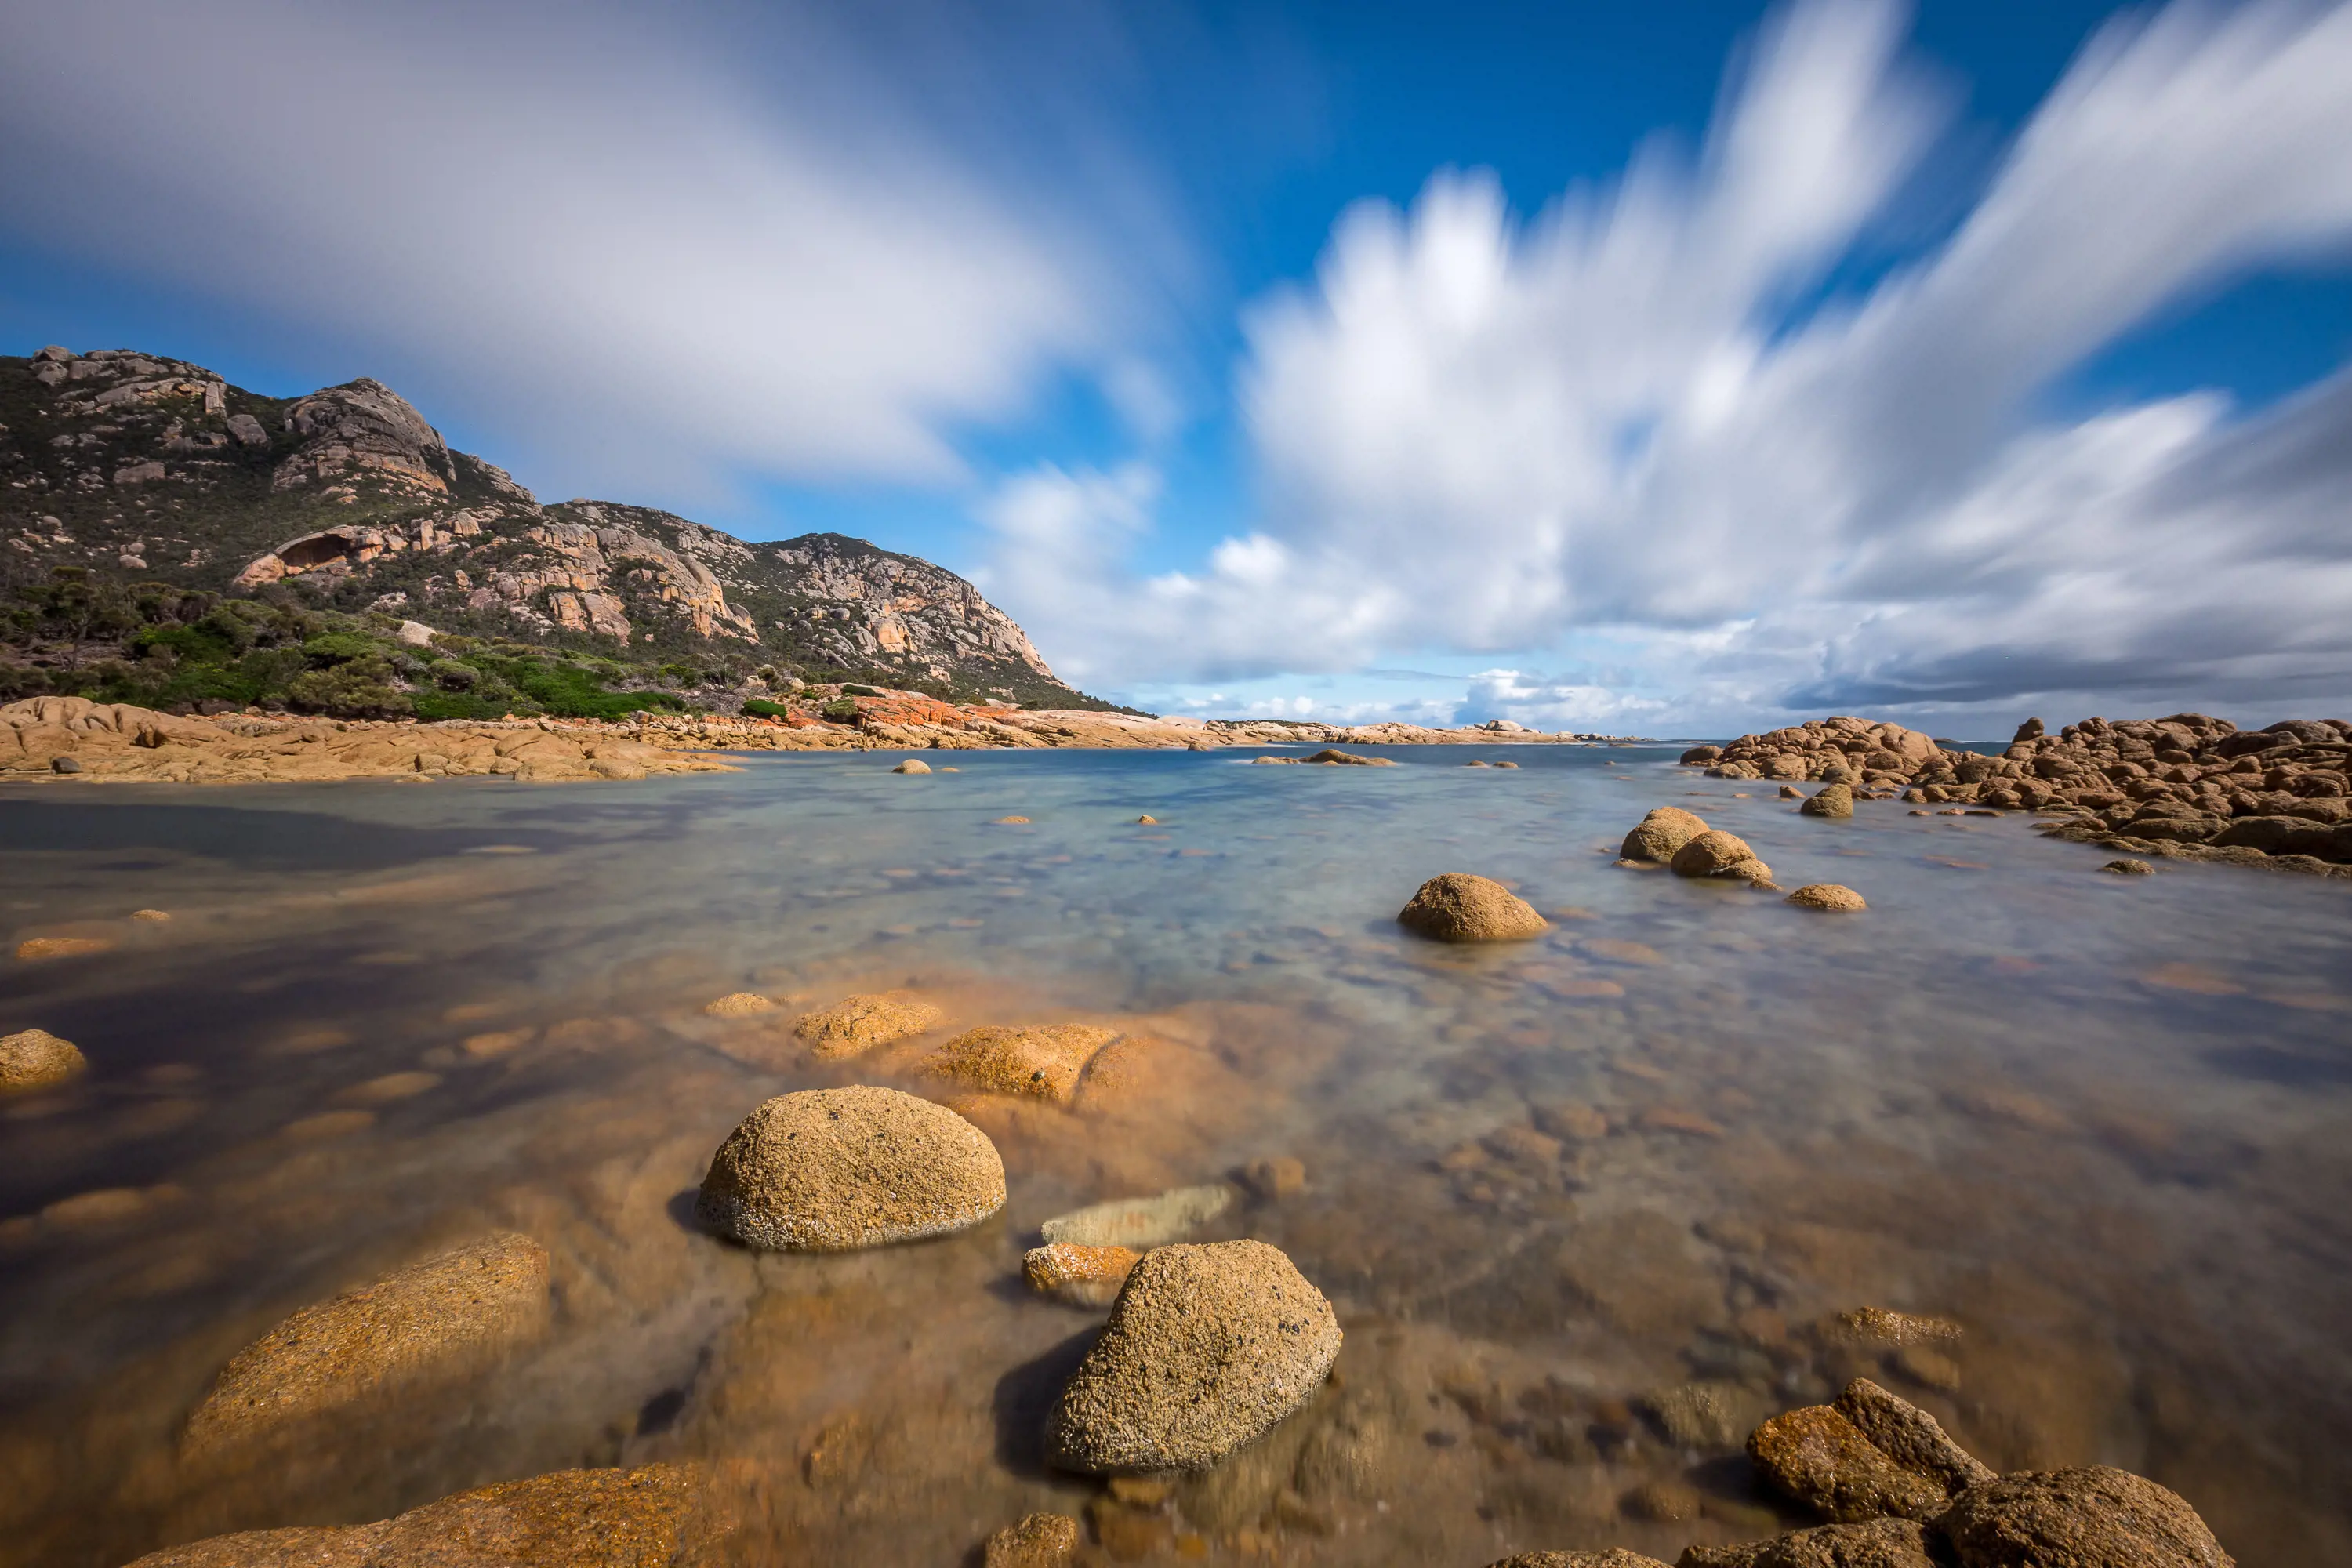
2;746;2348;1566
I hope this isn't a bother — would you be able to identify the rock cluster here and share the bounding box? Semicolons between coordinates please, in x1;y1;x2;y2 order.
1396;873;1549;942
696;1086;1005;1251
181;1233;553;1455
1687;713;2352;873
1046;1240;1341;1474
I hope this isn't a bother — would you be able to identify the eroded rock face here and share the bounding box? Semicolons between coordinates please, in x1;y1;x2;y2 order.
1934;1467;2234;1568
1047;1240;1341;1474
919;1024;1120;1104
1396;873;1548;942
1679;1518;1936;1568
1621;806;1709;863
122;1462;718;1567
792;993;946;1059
1787;884;1867;912
181;1233;552;1454
0;1028;86;1091
695;1086;1005;1251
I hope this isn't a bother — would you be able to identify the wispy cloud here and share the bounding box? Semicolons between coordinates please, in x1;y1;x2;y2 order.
987;0;2352;725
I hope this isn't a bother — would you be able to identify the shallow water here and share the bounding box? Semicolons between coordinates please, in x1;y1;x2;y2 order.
2;746;2349;1566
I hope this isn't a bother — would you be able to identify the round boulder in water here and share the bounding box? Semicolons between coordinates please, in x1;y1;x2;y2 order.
1047;1239;1341;1473
1802;783;1855;818
1670;830;1773;884
1787;884;1867;912
1397;873;1548;942
696;1086;1005;1251
1621;806;1708;863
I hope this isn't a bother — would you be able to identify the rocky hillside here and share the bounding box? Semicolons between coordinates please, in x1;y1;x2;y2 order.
0;346;1100;708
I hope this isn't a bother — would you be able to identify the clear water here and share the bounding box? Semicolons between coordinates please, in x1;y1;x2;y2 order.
2;747;2348;1566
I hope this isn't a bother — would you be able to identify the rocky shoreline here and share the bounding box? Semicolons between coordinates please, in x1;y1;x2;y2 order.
1687;713;2352;876
2;695;1646;785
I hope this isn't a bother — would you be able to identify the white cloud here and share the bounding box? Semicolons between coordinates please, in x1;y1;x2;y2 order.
987;0;2352;728
0;0;1164;496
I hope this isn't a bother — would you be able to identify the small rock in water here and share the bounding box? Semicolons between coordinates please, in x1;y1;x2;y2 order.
1135;814;1159;825
1483;1553;1674;1568
920;1023;1119;1103
793;992;946;1059
15;936;111;960
1746;1404;1948;1522
893;758;932;774
1240;1155;1306;1200
1827;1307;1964;1348
50;754;83;774
1040;1182;1236;1249
1303;747;1394;765
1047;1239;1341;1473
1396;873;1548;942
1493;759;1519;768
695;1085;1005;1251
130;909;172;922
1638;1380;1758;1450
703;992;775;1017
181;1232;551;1454
1620;805;1708;863
1787;884;1867;912
984;1512;1080;1568
1802;783;1855;818
1530;1098;1610;1141
2103;858;2154;875
996;815;1032;823
1934;1466;2234;1568
1;1029;86;1091
1024;1242;1141;1308
1780;784;1803;799
1621;1479;1703;1521
1680;1519;1937;1568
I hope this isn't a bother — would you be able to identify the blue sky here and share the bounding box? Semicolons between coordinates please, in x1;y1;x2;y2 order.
4;0;2350;735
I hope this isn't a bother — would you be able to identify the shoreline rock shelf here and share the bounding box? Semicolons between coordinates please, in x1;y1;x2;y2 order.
1686;712;2352;873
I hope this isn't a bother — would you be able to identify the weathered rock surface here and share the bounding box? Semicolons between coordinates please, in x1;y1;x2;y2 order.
1671;830;1774;884
1933;1467;2234;1568
1835;1379;1994;1496
1489;1554;1672;1568
702;992;774;1018
1396;873;1549;942
1621;806;1710;863
181;1233;551;1454
1046;1240;1341;1473
1039;1183;1237;1249
122;1462;718;1566
1639;1381;1760;1450
0;1027;85;1091
1787;884;1867;912
1678;1519;1936;1568
1024;1242;1142;1308
695;1086;1005;1251
1747;1405;1949;1522
984;1512;1081;1567
919;1024;1120;1104
893;757;932;774
1802;783;1855;818
1827;1308;1964;1348
792;992;945;1059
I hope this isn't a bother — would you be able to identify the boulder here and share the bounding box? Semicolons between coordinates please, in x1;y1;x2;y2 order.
1933;1467;2234;1568
1396;873;1548;942
695;1086;1005;1251
1671;830;1773;884
1024;1242;1141;1308
1;1028;86;1091
1639;1381;1758;1450
1747;1405;1947;1522
1834;1379;1994;1496
182;1233;551;1454
893;757;933;774
1679;746;1723;764
1046;1240;1341;1473
793;992;946;1058
1621;806;1709;862
2102;859;2154;875
1678;1519;1936;1568
122;1463;718;1567
1040;1183;1236;1248
985;1512;1081;1568
1303;748;1394;765
1787;884;1866;912
1826;1308;1963;1348
919;1024;1120;1104
1490;1555;1672;1568
1801;784;1854;818
702;992;774;1017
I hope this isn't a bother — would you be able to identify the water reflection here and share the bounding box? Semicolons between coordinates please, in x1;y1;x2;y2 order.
1;747;2348;1566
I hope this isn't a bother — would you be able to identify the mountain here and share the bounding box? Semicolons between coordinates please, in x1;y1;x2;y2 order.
0;346;1102;709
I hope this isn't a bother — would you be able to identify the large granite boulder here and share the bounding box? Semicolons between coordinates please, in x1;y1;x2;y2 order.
1801;784;1855;818
1671;830;1773;884
1396;873;1548;942
1047;1240;1340;1473
1933;1467;2234;1568
1679;1519;1935;1567
181;1232;551;1455
1621;806;1709;863
695;1086;1004;1250
1748;1380;1994;1524
0;1028;85;1091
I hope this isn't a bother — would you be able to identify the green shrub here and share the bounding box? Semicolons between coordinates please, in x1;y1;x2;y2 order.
287;655;412;717
742;698;790;719
302;631;382;666
840;683;880;696
821;698;861;723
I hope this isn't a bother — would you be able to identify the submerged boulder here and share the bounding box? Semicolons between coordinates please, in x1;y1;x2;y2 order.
919;1024;1119;1104
1621;806;1708;863
1024;1242;1141;1308
1801;784;1855;819
793;992;946;1059
0;1028;86;1091
182;1232;551;1454
1396;873;1548;942
1047;1240;1340;1473
695;1086;1005;1251
1934;1467;2234;1568
1786;884;1867;912
1488;1555;1672;1568
1039;1182;1236;1248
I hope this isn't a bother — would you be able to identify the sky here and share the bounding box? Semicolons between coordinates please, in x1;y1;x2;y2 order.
2;0;2350;737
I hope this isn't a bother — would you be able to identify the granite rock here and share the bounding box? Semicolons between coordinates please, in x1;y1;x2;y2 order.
1933;1467;2234;1568
792;992;946;1059
0;1028;86;1091
1621;807;1710;863
1397;873;1549;942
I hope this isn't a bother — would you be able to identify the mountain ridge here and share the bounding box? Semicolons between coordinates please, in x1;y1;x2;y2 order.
0;345;1102;710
